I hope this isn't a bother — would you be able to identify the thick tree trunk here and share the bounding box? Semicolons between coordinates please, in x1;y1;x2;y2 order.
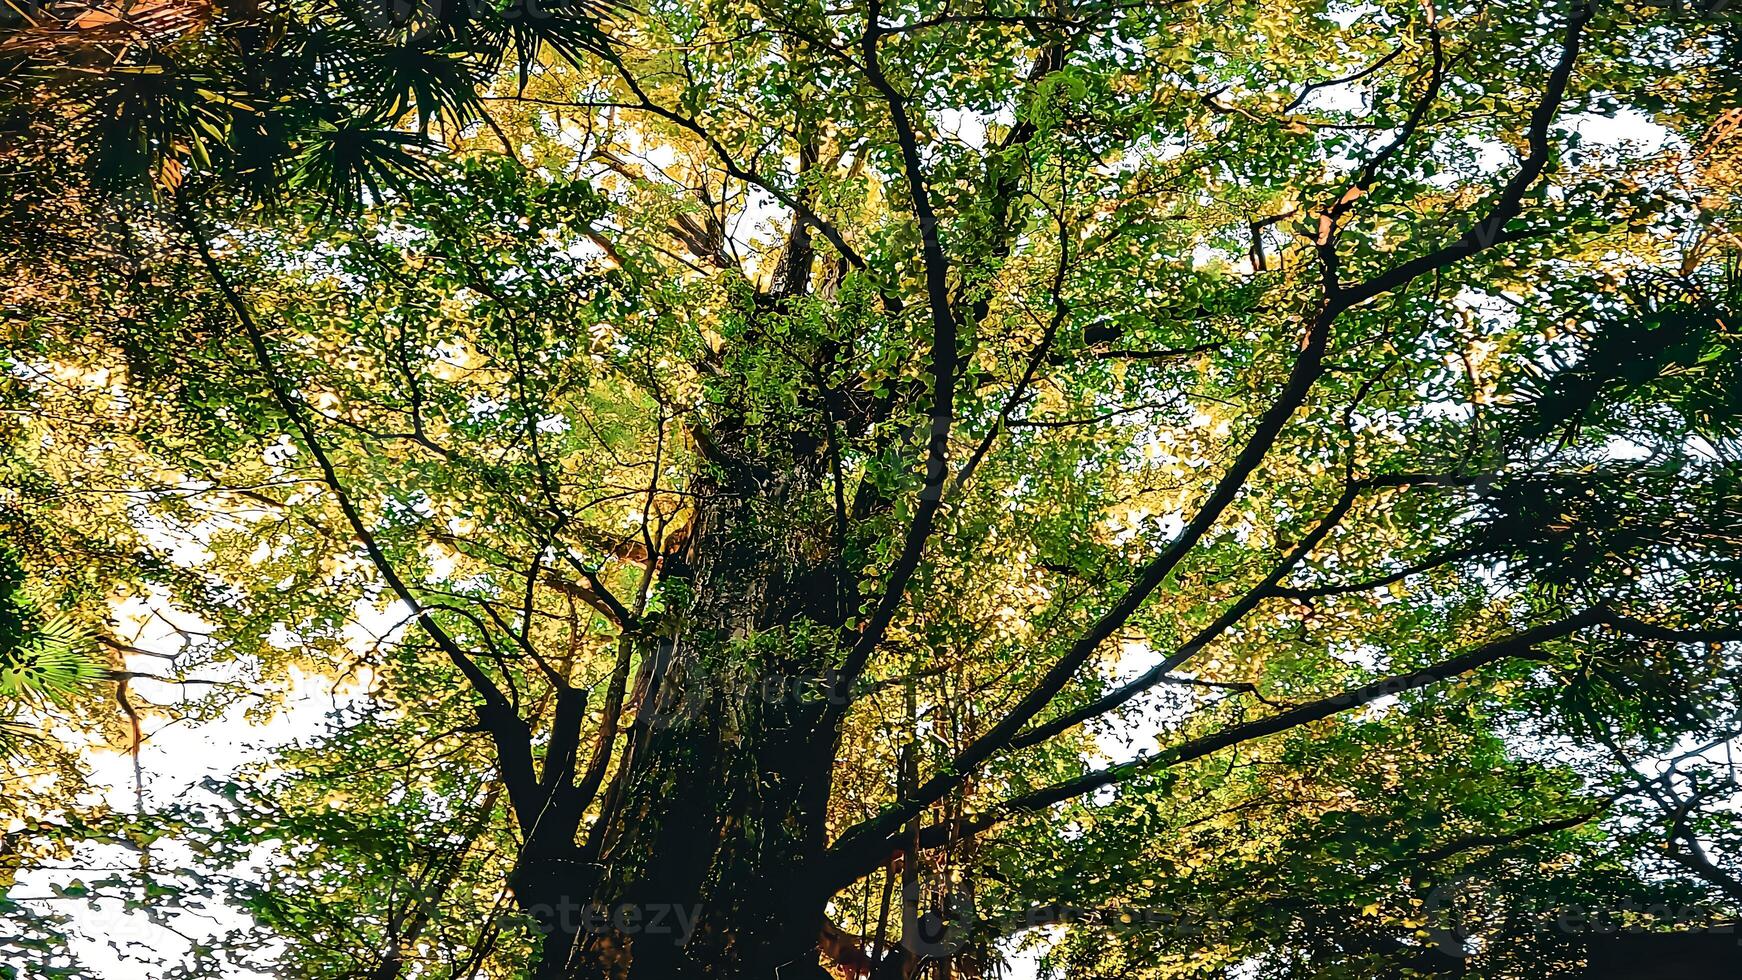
555;456;845;979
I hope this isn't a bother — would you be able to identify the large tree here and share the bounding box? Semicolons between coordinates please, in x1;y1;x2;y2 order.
5;0;1742;977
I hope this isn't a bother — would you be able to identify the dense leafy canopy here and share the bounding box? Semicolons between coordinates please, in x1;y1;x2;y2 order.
4;0;1742;977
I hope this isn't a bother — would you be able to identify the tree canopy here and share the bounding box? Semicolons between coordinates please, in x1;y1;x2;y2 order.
4;0;1742;977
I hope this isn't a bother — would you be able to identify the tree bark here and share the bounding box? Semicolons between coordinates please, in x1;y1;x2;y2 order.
558;456;844;980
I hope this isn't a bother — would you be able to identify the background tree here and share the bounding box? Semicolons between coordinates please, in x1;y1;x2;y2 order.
5;0;1742;978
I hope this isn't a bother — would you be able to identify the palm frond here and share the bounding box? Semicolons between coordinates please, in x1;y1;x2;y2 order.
482;0;621;89
0;612;100;706
351;38;485;131
291;117;438;209
5;0;631;207
0;713;44;762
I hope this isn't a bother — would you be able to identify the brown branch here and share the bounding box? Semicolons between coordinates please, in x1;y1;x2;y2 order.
1334;6;1591;308
179;207;546;827
590;52;870;275
1269;543;1481;600
822;0;967;720
569;632;637;817
1004;475;1374;752
824;292;1344;867
825;11;1598;849
825;610;1604;885
1285;42;1406;112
